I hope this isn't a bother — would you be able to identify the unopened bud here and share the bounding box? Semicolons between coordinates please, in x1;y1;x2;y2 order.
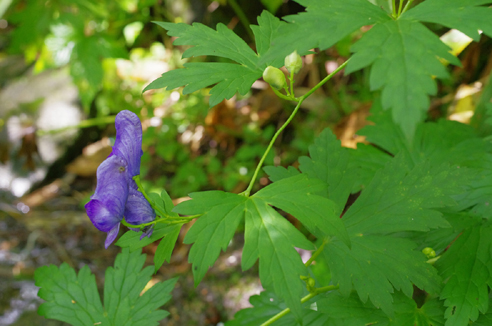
284;50;302;74
422;247;436;259
263;66;286;90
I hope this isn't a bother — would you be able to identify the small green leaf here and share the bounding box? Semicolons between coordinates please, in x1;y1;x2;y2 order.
174;191;247;284
116;223;179;251
154;224;181;273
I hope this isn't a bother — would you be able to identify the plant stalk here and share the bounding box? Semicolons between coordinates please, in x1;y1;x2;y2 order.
241;59;349;197
259;285;340;326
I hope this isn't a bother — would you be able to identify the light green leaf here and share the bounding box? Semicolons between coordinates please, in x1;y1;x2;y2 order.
116;223;179;251
345;19;460;139
153;21;258;66
260;0;390;65
436;224;492;326
254;174;350;245
144;62;259;107
146;11;286;107
174;191;247;285
251;10;286;64
402;0;492;40
35;248;176;326
36;264;108;326
263;165;300;182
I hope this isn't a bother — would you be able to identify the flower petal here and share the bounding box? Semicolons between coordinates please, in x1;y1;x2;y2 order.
105;223;120;249
124;184;156;225
85;155;129;233
112;110;143;177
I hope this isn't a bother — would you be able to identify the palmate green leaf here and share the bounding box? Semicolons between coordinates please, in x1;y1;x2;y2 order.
402;0;492;40
173;191;248;285
317;291;445;326
260;0;390;65
145;11;286;107
298;128;357;214
345;19;460;139
323;153;467;315
103;249;175;325
326;235;441;316
343;154;458;235
254;174;350;245
435;224;492;326
243;197;313;320
175;186;327;320
35;248;176;326
36;264;108;326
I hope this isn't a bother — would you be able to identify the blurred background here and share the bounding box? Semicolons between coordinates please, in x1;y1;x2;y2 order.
0;0;491;325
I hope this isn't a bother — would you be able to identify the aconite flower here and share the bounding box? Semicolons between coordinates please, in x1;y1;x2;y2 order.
85;110;155;248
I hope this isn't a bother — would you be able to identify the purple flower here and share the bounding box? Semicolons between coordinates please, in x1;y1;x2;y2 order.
85;110;156;248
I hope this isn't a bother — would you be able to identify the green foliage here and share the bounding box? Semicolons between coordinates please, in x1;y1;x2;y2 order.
317;291;445;326
35;248;177;326
116;190;181;272
144;11;286;106
22;0;492;325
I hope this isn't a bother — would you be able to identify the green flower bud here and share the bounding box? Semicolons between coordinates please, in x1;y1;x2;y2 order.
263;66;286;90
284;50;302;74
422;247;436;259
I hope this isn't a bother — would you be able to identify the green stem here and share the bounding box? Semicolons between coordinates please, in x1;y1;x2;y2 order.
272;86;296;101
259;285;339;326
227;0;255;41
241;59;349;197
304;239;327;267
133;175;169;219
392;0;397;17
241;100;302;197
400;0;414;15
289;71;295;97
397;0;404;17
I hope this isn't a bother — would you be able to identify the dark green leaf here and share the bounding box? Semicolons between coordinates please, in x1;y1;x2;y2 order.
436;224;492;326
317;291;445;326
298;128;357;214
243;197;313;320
254;174;350;245
154;224;181;273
